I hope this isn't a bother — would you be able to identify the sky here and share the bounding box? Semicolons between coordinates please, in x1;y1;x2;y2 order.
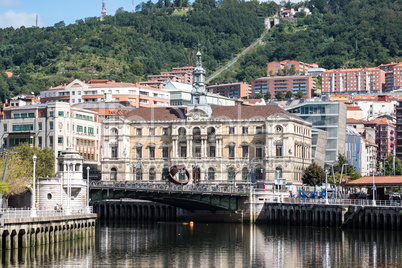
0;0;301;29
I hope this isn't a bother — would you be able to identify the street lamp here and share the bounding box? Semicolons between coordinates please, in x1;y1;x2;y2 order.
372;159;376;206
86;166;90;213
325;169;329;205
30;154;37;217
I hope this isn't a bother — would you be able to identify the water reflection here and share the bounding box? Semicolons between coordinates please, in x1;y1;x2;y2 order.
2;222;402;267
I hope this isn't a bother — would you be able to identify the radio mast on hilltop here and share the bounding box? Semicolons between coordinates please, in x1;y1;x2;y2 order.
132;0;135;13
101;0;107;20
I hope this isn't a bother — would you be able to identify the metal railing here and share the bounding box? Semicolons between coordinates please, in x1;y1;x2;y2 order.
91;181;250;195
279;198;402;207
0;206;93;219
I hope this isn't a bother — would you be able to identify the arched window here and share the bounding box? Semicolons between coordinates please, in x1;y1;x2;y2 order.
276;167;282;179
179;169;186;181
242;167;248;181
111;168;117;181
228;167;235;181
162;168;169;181
208;167;215;181
111;128;118;135
136;168;142;181
149;167;156;181
255;167;263;181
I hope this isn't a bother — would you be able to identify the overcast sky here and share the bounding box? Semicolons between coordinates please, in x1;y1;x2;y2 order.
0;0;304;29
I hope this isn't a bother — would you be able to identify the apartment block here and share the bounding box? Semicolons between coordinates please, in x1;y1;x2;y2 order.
395;101;402;161
146;66;194;86
1;102;102;172
206;82;251;98
267;60;318;76
252;76;314;98
40;79;170;108
378;62;402;92
321;67;385;95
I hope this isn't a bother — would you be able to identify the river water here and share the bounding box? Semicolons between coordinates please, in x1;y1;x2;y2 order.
3;221;402;267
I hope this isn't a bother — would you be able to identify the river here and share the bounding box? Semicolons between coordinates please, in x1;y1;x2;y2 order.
3;221;402;267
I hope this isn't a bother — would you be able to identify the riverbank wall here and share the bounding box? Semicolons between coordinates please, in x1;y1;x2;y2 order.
0;214;97;250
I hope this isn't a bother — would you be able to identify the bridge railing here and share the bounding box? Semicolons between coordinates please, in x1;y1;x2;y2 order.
280;198;402;207
91;181;250;195
0;207;93;219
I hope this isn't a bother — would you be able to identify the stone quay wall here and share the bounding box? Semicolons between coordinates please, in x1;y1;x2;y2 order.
0;214;97;250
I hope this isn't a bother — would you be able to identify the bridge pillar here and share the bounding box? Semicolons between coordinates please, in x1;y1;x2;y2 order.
397;214;401;231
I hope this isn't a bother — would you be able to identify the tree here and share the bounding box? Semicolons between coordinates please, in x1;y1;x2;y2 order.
295;90;304;98
275;91;284;100
264;91;271;100
255;92;263;99
330;154;361;183
285;91;293;99
383;154;402;176
302;162;326;186
54;21;65;28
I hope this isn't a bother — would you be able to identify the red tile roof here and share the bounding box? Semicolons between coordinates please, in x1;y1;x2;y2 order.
123;105;300;122
346;176;402;186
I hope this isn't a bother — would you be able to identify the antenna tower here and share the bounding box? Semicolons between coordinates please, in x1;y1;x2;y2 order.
101;0;107;20
132;0;135;13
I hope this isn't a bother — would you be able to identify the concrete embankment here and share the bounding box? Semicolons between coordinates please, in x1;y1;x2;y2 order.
0;214;97;250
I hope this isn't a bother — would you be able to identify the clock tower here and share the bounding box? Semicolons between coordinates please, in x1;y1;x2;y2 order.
187;45;212;119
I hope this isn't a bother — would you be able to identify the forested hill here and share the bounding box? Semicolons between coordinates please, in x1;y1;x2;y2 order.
216;0;401;84
0;3;271;98
0;0;401;98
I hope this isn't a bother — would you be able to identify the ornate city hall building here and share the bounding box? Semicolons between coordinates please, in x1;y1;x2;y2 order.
101;49;312;188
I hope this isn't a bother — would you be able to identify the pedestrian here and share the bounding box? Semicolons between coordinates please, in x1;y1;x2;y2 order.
54;203;59;211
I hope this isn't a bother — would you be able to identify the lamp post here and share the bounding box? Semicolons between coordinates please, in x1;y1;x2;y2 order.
372;160;376;206
325;169;329;205
30;154;37;217
86;166;90;213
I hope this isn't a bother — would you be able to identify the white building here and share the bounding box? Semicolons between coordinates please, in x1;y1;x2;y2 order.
353;100;397;120
1;102;102;172
360;138;378;176
40;79;170;107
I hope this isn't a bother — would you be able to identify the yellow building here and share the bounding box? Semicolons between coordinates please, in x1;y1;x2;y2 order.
100;49;312;189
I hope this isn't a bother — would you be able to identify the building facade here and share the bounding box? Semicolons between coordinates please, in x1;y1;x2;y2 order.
101;49;313;191
40;79;170;107
267;60;318;76
206;82;251;98
372;117;395;160
378;62;402;92
321;67;385;95
346;125;361;173
1;102;102;172
286;101;347;165
252;76;314;98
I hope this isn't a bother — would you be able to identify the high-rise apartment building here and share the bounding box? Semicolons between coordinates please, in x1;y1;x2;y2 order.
378;62;402;92
206;82;251;98
252;76;314;98
267;60;318;76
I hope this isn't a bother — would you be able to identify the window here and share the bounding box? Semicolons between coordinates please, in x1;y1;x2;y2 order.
88;127;94;134
255;167;263;180
208;167;215;181
58;137;63;144
50;122;53;130
58;111;64;117
149;168;156;181
77;125;83;132
256;127;262;134
242;167;248;181
195;146;201;158
276;167;282;179
209;146;216;157
137;129;142;136
12;124;33;131
163;128;169;135
84;127;87;133
256;147;263;158
149;128;155;135
149;146;155;159
242;127;248;134
40;112;45;117
21;113;27;118
136;168;142;181
162;168;169;181
3;124;6;131
181;146;187;157
77;139;79;146
136;147;142;158
28;113;34;118
111;146;118;158
228;167;235;181
276;145;282;157
49;112;54;117
229;145;235;158
242;146;248;158
49;136;53;146
3;138;6;147
13;113;20;118
229;127;235;134
38;137;42;146
162;147;169;158
38;123;42;130
111;168;117;181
